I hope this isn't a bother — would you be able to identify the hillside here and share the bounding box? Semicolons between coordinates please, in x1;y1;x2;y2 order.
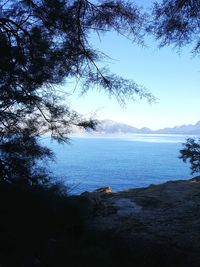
155;121;200;134
95;120;151;134
83;176;200;267
84;120;200;135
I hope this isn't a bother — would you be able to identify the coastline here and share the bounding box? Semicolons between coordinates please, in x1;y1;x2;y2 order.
81;176;200;266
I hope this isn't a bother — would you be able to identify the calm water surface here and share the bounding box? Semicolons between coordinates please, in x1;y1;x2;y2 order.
43;134;196;194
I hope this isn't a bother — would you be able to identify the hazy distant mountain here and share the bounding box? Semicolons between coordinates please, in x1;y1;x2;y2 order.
84;120;200;135
154;121;200;134
86;120;153;134
95;120;144;134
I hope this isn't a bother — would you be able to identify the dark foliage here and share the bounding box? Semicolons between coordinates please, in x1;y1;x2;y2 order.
180;137;200;174
0;182;84;266
0;125;54;184
149;0;200;54
0;0;156;184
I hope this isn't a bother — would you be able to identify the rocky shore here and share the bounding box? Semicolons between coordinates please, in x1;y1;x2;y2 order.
81;177;200;266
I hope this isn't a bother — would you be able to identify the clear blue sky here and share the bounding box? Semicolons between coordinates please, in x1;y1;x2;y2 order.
63;1;200;130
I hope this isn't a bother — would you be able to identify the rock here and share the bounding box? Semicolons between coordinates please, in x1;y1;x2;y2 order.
112;198;142;216
80;191;103;214
95;187;112;193
88;176;200;263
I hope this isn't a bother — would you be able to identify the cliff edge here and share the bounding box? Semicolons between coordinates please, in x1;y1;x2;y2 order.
82;177;200;266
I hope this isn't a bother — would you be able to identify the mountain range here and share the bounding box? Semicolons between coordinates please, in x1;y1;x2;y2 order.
84;119;200;135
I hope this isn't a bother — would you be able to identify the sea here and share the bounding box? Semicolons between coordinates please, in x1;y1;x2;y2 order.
42;134;198;194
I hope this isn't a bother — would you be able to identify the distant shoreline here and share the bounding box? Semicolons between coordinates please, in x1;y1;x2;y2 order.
71;132;200;136
71;119;200;135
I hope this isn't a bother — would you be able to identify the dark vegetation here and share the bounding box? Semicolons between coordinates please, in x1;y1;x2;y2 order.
0;0;154;185
180;138;200;174
0;0;200;266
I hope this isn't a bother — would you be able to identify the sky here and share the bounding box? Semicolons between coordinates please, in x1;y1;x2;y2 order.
63;1;200;130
